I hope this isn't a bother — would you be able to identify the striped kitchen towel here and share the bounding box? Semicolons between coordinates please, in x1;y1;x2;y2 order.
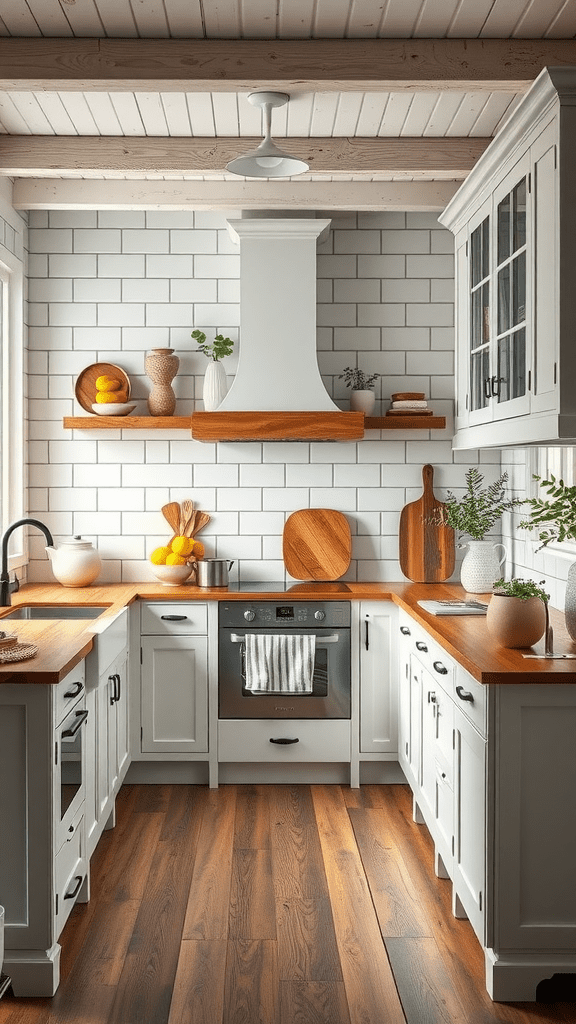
244;633;316;693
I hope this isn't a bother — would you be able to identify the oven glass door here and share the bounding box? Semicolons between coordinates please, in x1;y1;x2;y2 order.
219;627;351;719
58;704;88;822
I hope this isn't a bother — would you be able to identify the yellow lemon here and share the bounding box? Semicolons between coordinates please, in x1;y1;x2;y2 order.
95;377;121;392
95;375;110;388
95;391;120;404
171;536;194;557
150;546;171;565
166;552;187;566
191;540;204;560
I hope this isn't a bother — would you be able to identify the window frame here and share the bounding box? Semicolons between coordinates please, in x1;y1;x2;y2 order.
0;247;25;571
526;447;576;559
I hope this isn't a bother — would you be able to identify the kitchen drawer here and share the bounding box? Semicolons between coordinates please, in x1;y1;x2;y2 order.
453;666;487;737
54;661;86;726
140;602;208;635
218;719;350;763
55;807;86;939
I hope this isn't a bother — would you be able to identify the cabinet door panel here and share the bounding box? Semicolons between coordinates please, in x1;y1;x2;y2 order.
532;121;558;413
453;711;486;943
360;603;396;753
141;636;208;753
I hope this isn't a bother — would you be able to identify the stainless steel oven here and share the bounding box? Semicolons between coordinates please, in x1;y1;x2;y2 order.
218;601;351;719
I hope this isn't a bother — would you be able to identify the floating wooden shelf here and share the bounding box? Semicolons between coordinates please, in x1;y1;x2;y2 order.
365;415;446;430
63;416;191;429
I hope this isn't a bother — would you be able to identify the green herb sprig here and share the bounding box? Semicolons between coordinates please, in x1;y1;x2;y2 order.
492;577;549;602
338;366;381;390
519;474;576;548
428;467;524;541
191;329;234;361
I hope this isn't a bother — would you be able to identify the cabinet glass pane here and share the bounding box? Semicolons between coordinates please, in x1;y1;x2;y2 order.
497;328;526;403
471;282;490;349
498;193;511;264
512;250;526;326
471;217;489;287
498;264;510;334
513;179;526;252
471;349;490;411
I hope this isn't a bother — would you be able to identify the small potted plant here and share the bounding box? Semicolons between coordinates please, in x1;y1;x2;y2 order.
428;468;524;593
519;473;576;640
487;577;550;649
338;366;381;415
191;329;234;411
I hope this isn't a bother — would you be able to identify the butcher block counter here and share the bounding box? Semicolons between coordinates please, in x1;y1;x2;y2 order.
0;580;575;685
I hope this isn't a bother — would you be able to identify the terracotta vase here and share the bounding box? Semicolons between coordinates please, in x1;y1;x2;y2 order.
145;348;179;416
486;593;547;649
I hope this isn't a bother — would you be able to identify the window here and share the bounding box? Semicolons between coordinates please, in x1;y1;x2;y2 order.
528;446;576;552
0;250;25;569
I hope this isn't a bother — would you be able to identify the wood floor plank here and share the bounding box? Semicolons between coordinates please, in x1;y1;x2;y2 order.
88;802;165;904
229;848;277;940
224;940;279;1024
182;786;236;940
167;940;227;1024
233;784;271;850
385;936;468;1024
280;980;351;1024
311;785;406;1024
276;896;343;982
105;786;205;1024
269;786;331;901
349;807;431;938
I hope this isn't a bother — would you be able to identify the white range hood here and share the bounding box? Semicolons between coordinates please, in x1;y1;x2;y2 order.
191;216;364;441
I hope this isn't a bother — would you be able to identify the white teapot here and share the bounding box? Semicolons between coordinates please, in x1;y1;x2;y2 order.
46;536;102;588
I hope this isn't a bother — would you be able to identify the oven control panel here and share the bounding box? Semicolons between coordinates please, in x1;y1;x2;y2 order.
219;601;350;628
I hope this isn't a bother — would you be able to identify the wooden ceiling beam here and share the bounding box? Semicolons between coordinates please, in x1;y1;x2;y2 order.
0;38;574;92
0;135;489;177
12;178;461;212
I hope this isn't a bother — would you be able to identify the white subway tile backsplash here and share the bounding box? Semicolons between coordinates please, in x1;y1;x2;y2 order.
122;230;169;253
30;229;72;253
240;464;285;488
50;254;97;277
263;488;309;512
98;254;146;277
359;304;405;327
407;254;454;278
146;254;193;278
333;464;380;487
99;487;144;511
218;488;262;511
171;230;218;254
50;488;97;511
123;279;170;303
99;303;145;327
75;229;121;253
407;303;453;327
123;464;192;488
194;464;240;488
29;278;72;302
334;230;380;254
285;463;332;488
240;511;286;535
310;488;356;510
50;303;97;327
194;254;239;278
171;278;217;303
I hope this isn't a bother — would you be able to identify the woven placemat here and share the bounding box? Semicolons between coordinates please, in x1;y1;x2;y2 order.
0;641;38;663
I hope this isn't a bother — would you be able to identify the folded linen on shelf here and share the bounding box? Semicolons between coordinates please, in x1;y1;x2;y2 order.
391;400;428;408
244;633;316;693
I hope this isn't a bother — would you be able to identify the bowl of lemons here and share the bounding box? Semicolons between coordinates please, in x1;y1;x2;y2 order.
150;535;202;586
92;374;136;415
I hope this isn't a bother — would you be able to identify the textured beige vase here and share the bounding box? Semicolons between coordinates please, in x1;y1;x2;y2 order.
486;594;546;649
145;348;179;416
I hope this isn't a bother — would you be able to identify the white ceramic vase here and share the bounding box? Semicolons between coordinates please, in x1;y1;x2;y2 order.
564;561;576;641
350;389;375;414
203;360;228;411
460;540;507;594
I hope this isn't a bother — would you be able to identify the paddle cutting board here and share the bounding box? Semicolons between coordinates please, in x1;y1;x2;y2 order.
283;508;352;581
399;465;455;583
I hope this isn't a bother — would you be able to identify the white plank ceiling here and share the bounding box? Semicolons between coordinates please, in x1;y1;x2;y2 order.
0;0;575;208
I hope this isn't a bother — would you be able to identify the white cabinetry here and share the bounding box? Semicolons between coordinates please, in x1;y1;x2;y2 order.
0;661;89;997
359;602;397;753
85;609;130;858
140;603;209;755
440;67;576;449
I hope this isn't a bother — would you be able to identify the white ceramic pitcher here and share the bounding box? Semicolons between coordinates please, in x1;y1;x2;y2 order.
460;540;507;594
46;536;102;588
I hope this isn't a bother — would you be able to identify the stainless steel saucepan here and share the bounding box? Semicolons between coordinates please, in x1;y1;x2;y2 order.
196;559;234;588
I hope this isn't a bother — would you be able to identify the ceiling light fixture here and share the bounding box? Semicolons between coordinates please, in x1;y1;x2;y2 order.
226;92;309;178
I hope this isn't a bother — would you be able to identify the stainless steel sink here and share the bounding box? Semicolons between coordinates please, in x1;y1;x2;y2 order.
2;605;108;620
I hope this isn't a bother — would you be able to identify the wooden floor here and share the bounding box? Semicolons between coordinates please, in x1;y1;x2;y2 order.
1;783;576;1024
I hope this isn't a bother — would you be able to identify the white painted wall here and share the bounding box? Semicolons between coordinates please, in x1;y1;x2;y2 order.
26;208;504;586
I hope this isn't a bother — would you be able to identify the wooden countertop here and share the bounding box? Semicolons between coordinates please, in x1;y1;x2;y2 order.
1;581;575;686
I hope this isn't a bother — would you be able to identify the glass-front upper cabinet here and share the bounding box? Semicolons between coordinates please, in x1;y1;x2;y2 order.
465;156;530;426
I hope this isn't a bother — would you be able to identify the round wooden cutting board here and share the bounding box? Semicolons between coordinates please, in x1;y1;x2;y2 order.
75;362;131;412
283;508;352;581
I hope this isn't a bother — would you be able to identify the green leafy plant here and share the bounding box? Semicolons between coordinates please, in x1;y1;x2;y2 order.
191;329;234;361
338;366;381;390
519;474;576;548
428;467;524;541
492;577;549;602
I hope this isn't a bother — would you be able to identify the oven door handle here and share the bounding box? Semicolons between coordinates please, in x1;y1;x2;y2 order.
230;633;341;643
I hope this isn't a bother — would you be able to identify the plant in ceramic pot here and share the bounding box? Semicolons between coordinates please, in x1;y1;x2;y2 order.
338;366;381;415
487;577;550;649
192;330;234;411
519;474;576;640
427;468;524;593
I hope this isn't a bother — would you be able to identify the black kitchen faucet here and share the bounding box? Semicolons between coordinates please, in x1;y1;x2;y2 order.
0;517;54;606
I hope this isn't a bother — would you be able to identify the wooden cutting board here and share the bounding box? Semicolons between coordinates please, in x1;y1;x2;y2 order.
283;508;352;581
399;465;455;583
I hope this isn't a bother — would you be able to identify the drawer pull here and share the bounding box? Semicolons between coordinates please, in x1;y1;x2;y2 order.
64;875;83;900
416;641;428;652
269;737;299;745
62;709;89;737
433;661;448;675
456;685;474;703
400;626;411;635
63;680;83;699
161;614;188;621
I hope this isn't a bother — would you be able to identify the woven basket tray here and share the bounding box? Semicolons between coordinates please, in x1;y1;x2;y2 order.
0;642;38;663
